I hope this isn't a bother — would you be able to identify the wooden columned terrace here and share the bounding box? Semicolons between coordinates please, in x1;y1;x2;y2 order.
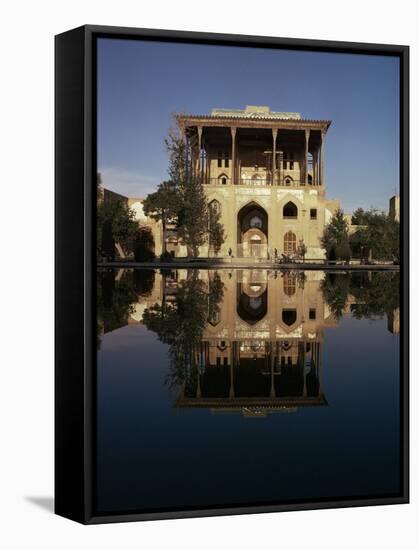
177;112;331;188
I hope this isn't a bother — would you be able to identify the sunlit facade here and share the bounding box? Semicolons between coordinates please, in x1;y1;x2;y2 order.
136;106;341;260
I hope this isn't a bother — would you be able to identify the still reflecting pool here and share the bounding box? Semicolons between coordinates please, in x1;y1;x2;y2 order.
96;268;400;513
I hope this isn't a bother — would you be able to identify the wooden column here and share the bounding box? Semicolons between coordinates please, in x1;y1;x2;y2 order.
231;127;237;184
272;129;278;185
304;129;310;184
196;367;201;398
229;344;235;398
270;342;276;397
320;130;325;186
209;144;212;183
197;126;203;182
205;144;209;184
278;150;283;185
302;342;307;397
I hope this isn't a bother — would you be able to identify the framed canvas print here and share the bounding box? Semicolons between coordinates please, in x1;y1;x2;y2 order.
55;25;409;524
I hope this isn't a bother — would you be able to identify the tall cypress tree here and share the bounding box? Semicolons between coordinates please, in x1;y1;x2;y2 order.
208;203;225;257
165;130;208;257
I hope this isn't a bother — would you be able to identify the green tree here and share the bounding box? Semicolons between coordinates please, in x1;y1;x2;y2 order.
208;203;225;257
296;239;307;262
349;271;399;319
208;272;224;322
321;209;350;261
349;209;400;262
143;180;179;257
133;227;155;261
351;207;369;225
96;269;139;348
166;130;208;257
321;273;350;318
142;270;224;388
97;194;138;260
143;275;208;386
387;217;400;263
177;174;208;257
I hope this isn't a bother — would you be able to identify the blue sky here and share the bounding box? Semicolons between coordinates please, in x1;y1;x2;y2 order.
97;38;399;213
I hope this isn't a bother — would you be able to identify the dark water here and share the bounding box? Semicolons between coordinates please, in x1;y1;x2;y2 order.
96;268;401;514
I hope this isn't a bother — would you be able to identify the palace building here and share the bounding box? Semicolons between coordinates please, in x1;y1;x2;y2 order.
175;105;340;259
125;105;342;261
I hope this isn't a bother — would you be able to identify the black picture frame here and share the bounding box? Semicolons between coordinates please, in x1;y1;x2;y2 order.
55;24;409;524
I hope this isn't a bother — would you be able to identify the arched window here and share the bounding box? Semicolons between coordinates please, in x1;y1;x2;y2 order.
283;273;296;296
209;199;221;215
284;176;293;187
218;173;228;185
208;309;220;326
282;309;297;326
283;201;298;219
284;231;297;254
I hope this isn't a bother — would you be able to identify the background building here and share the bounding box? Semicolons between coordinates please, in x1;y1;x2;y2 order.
389;194;400;222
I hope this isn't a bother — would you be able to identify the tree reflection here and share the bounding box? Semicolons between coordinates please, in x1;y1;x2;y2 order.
142;271;224;388
97;269;155;348
321;271;399;320
349;271;400;320
321;273;350;319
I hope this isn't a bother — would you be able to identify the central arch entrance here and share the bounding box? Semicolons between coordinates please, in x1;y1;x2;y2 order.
237;282;268;325
237;202;268;258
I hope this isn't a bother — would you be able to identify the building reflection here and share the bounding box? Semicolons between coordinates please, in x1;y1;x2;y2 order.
174;270;332;416
97;268;399;417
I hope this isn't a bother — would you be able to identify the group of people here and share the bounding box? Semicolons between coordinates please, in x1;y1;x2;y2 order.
227;247;293;263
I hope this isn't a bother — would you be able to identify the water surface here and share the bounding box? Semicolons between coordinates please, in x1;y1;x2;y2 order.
96;268;400;514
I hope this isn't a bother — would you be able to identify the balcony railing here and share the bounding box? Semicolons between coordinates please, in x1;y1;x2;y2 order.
204;177;320;187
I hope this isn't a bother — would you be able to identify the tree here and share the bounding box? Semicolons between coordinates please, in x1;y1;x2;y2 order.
349;271;399;319
387;217;400;263
296;239;307;262
351;207;369;225
142;270;224;389
97;193;138;260
96;269;139;347
133;227;155;261
165;130;208;257
321;209;350;261
335;237;351;262
208;272;224;322
143;129;210;258
143;181;179;257
177;175;208;257
143;275;209;387
349;209;400;262
208;202;225;256
320;273;350;318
